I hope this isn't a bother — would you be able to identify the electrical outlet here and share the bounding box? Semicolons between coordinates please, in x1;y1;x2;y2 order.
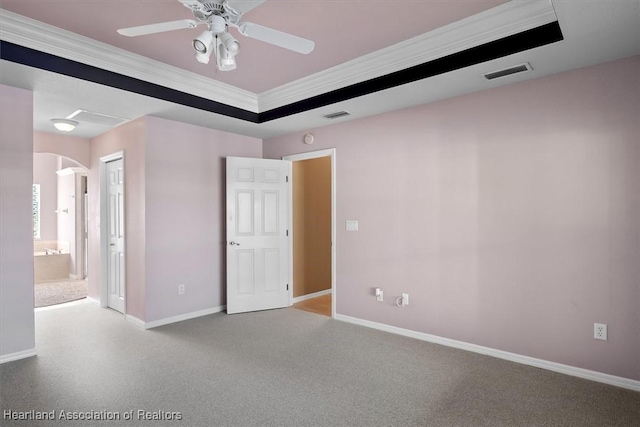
375;288;383;302
402;293;409;306
178;284;185;295
594;323;607;341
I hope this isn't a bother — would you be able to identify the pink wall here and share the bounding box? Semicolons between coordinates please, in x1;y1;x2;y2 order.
144;116;262;322
87;115;261;323
34;131;90;169
264;57;640;381
0;85;35;357
89;118;146;320
33;154;59;241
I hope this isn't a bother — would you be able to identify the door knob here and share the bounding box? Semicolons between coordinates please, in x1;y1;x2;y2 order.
229;241;240;246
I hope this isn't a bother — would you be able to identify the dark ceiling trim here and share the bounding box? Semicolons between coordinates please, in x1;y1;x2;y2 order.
260;21;563;122
0;40;259;123
0;21;563;125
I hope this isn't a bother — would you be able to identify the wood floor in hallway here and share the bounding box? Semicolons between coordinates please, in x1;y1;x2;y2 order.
293;293;331;317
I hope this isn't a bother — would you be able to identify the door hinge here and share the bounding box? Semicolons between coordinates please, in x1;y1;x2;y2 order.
287;284;289;291
286;229;289;237
286;175;289;183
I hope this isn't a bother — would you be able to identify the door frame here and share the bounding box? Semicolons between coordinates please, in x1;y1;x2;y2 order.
75;174;88;280
99;151;125;312
282;148;336;318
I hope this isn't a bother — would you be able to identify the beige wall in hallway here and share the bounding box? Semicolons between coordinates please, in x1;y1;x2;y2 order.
293;156;332;298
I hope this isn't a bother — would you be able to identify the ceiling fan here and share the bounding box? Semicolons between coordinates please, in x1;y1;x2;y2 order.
117;0;315;71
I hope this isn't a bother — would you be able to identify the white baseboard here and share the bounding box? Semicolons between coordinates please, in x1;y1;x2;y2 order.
125;306;227;330
69;274;79;280
0;348;37;364
292;289;332;304
125;314;145;329
86;296;100;306
335;314;640;392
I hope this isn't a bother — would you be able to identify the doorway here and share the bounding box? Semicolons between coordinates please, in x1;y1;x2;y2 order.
32;153;89;308
284;149;336;318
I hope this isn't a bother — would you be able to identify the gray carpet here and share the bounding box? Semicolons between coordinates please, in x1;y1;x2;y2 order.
34;279;87;308
1;303;638;426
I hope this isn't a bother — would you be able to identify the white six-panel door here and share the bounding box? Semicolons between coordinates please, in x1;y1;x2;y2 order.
107;158;125;313
226;157;290;314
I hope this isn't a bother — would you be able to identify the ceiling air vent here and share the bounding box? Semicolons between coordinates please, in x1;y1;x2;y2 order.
484;63;532;80
67;109;129;127
323;111;351;120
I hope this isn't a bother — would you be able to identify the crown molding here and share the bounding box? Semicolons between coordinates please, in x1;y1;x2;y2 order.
0;9;258;113
1;1;557;116
258;0;558;112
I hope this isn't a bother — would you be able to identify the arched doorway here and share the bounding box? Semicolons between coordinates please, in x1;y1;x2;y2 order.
33;152;89;308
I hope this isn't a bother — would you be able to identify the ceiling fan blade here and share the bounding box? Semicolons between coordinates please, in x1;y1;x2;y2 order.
238;22;314;54
117;19;200;37
178;0;207;13
226;0;267;15
178;0;202;7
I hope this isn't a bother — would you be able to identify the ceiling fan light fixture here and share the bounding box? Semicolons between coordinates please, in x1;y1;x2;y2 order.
220;32;240;55
51;119;78;132
116;0;314;71
195;50;211;64
193;30;214;53
216;43;237;71
219;57;236;70
210;15;227;34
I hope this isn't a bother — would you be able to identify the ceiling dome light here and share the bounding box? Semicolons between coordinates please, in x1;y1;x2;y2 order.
51;119;78;132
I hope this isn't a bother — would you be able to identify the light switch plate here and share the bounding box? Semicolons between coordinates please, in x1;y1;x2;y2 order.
346;220;359;231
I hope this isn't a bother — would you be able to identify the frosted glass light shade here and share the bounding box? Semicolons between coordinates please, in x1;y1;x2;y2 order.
51;119;78;132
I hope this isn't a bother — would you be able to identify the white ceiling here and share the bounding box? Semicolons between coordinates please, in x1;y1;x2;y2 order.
0;0;638;140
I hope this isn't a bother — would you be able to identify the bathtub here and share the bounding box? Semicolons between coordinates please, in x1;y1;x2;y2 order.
34;241;70;283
